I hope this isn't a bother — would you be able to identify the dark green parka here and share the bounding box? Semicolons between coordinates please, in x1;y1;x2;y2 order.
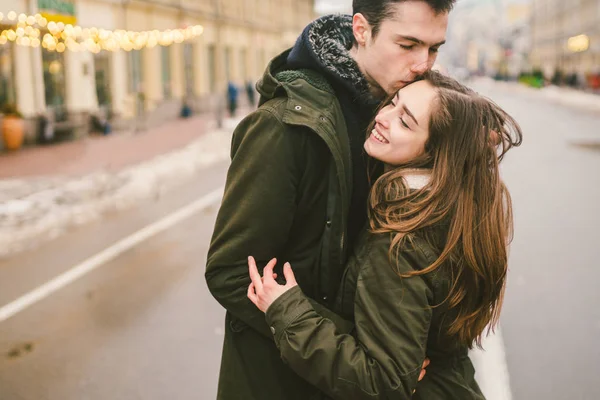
265;227;487;399
205;51;355;400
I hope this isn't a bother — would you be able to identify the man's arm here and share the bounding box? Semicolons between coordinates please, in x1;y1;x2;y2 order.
205;106;302;339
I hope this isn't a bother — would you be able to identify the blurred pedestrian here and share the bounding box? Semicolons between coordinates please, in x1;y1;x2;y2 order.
206;1;456;399
247;71;523;399
246;80;256;107
226;81;238;117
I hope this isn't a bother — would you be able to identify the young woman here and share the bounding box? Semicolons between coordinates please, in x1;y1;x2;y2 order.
247;71;522;399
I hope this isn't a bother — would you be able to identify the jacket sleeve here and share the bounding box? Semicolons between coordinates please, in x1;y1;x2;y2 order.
205;107;303;339
265;235;434;399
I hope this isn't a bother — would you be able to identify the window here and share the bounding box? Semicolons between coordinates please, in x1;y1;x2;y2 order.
225;47;232;81
94;52;111;107
240;48;247;81
0;43;16;108
183;43;195;97
128;50;143;93
42;48;67;121
161;46;172;99
207;44;216;92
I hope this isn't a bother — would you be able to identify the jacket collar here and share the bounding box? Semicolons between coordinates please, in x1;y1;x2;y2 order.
403;169;432;190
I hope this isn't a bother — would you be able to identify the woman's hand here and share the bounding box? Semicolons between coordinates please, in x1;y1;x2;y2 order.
247;256;298;313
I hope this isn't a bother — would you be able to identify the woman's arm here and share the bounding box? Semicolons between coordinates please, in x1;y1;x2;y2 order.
248;235;434;399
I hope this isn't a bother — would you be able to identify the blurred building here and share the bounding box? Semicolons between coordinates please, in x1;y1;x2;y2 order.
531;0;600;85
442;0;532;79
0;0;315;143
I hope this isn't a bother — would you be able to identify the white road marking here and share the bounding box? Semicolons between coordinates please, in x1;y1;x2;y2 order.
0;187;224;323
470;327;513;400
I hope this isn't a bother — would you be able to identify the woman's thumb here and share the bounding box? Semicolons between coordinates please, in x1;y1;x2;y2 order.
283;262;297;285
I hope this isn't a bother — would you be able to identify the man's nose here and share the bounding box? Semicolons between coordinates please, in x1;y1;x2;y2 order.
411;52;431;74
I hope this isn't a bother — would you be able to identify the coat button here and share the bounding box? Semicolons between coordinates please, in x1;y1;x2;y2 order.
320;116;326;121
322;296;328;301
270;326;276;335
326;219;332;227
295;105;302;111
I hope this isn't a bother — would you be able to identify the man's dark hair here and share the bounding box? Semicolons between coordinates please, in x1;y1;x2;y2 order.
352;0;456;39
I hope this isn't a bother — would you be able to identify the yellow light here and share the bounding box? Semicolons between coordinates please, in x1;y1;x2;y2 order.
0;36;6;45
147;37;158;48
48;60;61;74
567;34;590;53
3;11;205;52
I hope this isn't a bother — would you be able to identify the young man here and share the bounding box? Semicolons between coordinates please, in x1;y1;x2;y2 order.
205;1;454;399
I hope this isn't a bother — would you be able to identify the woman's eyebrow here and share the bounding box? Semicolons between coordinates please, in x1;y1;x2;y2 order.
396;93;419;126
403;104;419;126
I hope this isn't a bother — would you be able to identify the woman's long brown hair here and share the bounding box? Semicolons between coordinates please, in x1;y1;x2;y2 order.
367;71;523;348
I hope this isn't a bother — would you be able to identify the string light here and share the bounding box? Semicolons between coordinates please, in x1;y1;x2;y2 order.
0;10;204;52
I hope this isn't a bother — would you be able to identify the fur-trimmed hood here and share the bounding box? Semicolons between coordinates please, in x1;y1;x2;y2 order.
287;14;374;103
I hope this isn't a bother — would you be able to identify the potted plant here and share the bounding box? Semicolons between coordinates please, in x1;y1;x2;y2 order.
1;103;25;151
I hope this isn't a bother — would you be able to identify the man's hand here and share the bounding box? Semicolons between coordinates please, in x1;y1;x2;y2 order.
247;256;298;313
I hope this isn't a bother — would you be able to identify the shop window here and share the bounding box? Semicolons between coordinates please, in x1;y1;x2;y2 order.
240;48;247;81
42;48;67;122
128;50;143;94
0;43;16;108
161;46;172;99
183;43;195;97
225;47;232;81
207;44;216;92
94;52;111;107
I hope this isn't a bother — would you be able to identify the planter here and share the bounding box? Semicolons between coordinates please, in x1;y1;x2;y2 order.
2;116;25;151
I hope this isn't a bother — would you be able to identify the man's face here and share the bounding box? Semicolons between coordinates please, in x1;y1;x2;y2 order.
354;1;449;96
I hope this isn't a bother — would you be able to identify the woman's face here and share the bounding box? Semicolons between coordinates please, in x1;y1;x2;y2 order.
364;80;437;168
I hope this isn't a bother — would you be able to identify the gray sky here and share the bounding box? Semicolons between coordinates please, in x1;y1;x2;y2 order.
315;0;352;14
314;0;532;15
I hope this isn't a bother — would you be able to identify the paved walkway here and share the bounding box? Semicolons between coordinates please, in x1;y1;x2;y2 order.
0;109;249;180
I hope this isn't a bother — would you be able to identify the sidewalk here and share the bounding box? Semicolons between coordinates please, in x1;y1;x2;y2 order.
474;77;600;114
0;109;247;259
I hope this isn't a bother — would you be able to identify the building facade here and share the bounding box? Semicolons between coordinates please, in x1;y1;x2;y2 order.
531;0;600;85
0;0;316;144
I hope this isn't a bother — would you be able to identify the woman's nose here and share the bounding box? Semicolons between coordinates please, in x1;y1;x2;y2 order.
375;105;393;128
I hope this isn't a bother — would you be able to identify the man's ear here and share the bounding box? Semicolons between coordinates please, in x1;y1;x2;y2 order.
352;13;371;46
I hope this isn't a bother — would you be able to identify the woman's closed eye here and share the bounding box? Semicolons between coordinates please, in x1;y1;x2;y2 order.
400;118;410;129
